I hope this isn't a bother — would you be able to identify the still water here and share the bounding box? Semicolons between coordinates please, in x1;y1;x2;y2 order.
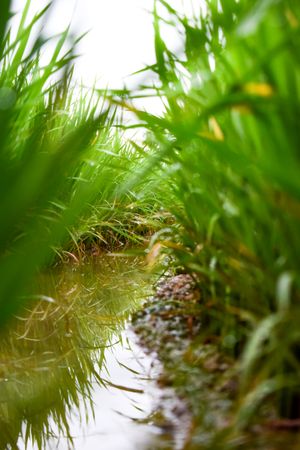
0;256;164;450
24;338;161;450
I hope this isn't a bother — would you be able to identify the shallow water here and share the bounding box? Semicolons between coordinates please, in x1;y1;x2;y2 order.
23;334;162;450
0;256;166;450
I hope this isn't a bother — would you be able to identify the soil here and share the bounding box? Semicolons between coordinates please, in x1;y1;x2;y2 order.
131;274;300;450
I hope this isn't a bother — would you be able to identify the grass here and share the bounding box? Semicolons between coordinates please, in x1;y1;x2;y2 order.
0;0;163;325
2;0;300;446
111;0;300;435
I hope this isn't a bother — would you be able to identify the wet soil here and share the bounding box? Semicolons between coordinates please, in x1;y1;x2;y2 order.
131;274;300;450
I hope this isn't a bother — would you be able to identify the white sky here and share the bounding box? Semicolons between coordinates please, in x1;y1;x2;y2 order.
11;0;205;89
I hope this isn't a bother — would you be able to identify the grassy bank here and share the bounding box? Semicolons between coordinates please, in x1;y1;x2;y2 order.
2;0;300;445
0;0;164;324
116;0;300;435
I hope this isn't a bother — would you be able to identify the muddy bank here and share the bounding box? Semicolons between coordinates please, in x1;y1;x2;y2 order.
131;274;300;450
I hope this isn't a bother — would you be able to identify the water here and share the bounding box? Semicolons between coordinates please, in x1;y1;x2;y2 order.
0;256;164;450
24;335;162;450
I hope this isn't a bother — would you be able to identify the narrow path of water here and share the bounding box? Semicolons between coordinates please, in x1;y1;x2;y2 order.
23;331;163;450
0;256;169;450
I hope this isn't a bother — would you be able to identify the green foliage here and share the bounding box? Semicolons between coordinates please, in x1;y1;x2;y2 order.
0;1;161;325
0;1;101;323
119;0;300;427
3;0;300;438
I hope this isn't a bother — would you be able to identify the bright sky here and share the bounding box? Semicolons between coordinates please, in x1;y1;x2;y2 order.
11;0;205;90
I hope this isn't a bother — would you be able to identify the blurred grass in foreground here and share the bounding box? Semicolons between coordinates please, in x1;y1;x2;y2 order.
0;0;163;325
3;0;300;442
115;0;300;433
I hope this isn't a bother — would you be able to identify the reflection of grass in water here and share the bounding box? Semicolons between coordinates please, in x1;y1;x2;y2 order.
0;256;150;449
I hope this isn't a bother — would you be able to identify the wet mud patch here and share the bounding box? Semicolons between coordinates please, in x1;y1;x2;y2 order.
131;274;237;449
131;274;300;450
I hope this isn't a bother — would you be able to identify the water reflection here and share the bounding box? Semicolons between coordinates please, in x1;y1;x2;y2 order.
0;256;155;450
26;336;162;450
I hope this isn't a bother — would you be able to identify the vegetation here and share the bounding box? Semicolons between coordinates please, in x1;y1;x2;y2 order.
0;0;163;325
1;0;300;447
118;0;300;432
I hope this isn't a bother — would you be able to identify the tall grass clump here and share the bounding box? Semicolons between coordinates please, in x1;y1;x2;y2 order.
0;0;103;323
0;0;162;325
121;0;300;425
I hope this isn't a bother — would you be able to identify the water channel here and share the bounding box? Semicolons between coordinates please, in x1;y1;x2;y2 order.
0;256;172;450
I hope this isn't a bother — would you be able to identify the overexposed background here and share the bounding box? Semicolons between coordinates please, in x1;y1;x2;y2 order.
11;0;205;90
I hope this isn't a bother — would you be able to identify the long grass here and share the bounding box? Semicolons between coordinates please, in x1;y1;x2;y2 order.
3;0;300;442
0;0;163;325
114;0;300;432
